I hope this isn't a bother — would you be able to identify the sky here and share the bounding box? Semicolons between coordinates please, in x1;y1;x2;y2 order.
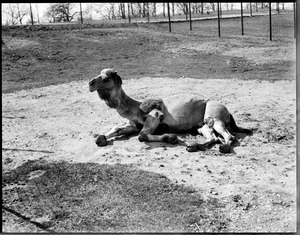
1;3;294;25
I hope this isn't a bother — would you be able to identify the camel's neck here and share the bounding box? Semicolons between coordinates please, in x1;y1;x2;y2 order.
104;87;142;118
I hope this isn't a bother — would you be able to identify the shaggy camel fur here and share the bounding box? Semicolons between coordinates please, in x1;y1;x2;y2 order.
89;68;252;153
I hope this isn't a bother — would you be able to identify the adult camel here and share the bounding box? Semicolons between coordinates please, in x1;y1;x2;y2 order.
89;68;252;153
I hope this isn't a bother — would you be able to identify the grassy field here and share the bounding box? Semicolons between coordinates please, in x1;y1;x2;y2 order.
2;15;296;233
2;14;295;94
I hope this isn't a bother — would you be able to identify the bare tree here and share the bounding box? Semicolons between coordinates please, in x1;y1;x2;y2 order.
142;3;146;17
276;3;280;13
176;3;187;15
151;3;156;17
104;3;117;20
16;4;27;24
171;3;175;16
136;3;142;17
7;4;18;25
45;3;78;22
35;4;40;23
162;3;165;17
118;3;126;19
84;3;94;20
3;4;28;25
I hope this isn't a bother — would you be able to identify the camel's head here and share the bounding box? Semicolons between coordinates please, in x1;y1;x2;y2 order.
89;68;122;100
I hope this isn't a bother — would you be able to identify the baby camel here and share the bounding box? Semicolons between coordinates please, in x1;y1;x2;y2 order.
89;68;252;153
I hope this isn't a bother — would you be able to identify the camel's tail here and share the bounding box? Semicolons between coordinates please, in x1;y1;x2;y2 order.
229;114;252;134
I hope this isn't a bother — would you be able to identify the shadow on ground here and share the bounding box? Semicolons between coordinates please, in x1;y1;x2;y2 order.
2;160;229;233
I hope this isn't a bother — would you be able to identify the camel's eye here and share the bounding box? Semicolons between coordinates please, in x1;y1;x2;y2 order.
102;77;109;83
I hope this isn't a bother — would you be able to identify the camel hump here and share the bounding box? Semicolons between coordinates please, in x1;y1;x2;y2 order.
139;99;163;114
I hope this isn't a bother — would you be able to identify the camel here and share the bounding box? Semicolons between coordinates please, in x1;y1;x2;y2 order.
89;68;252;153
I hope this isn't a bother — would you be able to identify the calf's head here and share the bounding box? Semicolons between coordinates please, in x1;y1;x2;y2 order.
89;68;122;100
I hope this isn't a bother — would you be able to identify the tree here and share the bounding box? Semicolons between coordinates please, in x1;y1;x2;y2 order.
162;3;165;17
276;3;280;13
45;3;77;23
171;3;175;16
2;4;28;25
16;3;28;25
151;3;156;17
35;4;40;23
118;3;126;19
176;3;187;15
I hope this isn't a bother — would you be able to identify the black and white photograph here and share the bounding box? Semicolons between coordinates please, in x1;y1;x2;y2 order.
2;2;297;233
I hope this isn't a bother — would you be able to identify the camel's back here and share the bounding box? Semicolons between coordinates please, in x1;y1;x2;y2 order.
161;94;207;130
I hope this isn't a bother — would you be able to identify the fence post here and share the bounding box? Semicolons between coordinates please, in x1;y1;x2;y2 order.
147;2;150;23
269;2;272;41
79;3;83;24
217;2;221;37
167;3;171;32
241;2;244;35
294;2;296;39
189;2;192;31
29;3;34;25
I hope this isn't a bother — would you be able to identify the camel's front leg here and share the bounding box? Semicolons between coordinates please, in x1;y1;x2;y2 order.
138;109;179;144
95;122;140;146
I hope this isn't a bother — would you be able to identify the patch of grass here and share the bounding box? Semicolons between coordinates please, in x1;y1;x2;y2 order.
2;160;229;232
2;18;295;93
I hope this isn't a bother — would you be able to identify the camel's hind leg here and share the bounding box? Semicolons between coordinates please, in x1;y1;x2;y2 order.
186;117;235;153
186;117;219;152
211;117;236;153
138;109;179;144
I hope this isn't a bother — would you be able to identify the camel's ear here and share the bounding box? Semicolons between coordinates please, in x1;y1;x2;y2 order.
112;71;122;87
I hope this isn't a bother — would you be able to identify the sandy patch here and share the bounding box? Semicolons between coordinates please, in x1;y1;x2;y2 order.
2;77;296;232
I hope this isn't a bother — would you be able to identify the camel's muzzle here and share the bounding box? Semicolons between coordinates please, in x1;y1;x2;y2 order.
89;79;98;92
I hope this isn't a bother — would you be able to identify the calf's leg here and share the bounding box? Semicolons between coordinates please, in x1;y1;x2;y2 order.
138;109;179;144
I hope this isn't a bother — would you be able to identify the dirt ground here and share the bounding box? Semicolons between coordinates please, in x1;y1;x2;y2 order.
2;75;296;232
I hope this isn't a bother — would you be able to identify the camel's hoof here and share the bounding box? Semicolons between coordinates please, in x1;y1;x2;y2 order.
219;144;231;153
186;143;199;152
163;134;179;144
138;132;148;142
96;135;107;147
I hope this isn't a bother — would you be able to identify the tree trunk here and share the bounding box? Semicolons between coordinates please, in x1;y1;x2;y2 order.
172;3;175;16
130;3;134;17
137;3;142;17
35;4;40;23
142;3;146;17
276;3;280;13
201;3;204;14
122;3;126;19
29;3;34;25
17;4;22;25
152;3;156;16
163;3;165;17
